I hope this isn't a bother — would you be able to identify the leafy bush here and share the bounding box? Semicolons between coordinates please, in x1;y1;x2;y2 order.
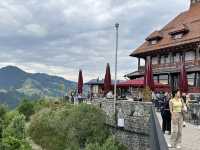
3;110;20;128
0;119;3;140
85;137;127;150
17;99;35;121
28;104;109;150
0;104;8;141
0;104;8;120
32;99;50;112
2;113;31;150
142;87;152;102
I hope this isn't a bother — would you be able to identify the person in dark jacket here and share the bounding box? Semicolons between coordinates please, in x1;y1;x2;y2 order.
161;92;171;134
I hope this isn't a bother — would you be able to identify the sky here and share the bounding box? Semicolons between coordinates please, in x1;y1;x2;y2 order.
0;0;189;82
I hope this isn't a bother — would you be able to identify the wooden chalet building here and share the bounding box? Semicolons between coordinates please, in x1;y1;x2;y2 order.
126;0;200;93
85;78;105;98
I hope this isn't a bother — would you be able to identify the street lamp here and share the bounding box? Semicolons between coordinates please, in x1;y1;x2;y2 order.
114;23;119;116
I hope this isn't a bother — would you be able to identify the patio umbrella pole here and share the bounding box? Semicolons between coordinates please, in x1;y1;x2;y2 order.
114;23;119;122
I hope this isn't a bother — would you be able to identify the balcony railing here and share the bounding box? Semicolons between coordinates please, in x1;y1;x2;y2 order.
138;60;200;72
153;60;197;69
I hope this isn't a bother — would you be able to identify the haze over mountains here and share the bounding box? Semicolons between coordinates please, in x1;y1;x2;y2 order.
0;66;76;107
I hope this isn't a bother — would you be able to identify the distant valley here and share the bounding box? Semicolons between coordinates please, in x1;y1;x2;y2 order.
0;66;77;107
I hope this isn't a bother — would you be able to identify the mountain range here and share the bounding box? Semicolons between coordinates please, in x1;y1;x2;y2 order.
0;66;77;107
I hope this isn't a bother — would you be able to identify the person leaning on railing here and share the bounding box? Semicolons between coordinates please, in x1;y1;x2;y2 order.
168;90;186;149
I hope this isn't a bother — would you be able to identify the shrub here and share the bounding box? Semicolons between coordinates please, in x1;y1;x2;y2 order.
0;119;3;140
0;104;8;120
0;105;7;142
85;137;127;150
3;110;20;128
2;113;31;150
28;104;109;150
142;87;152;102
32;99;50;112
17;99;35;121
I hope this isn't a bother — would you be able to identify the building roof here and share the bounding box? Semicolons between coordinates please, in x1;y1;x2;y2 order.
131;2;200;57
85;78;122;85
85;79;104;85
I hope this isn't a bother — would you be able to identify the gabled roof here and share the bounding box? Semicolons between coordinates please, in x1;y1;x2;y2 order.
131;3;200;57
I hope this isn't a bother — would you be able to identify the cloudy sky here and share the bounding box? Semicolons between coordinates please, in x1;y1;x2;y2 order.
0;0;189;82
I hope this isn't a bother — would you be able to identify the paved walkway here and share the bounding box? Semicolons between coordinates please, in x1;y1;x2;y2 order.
157;112;200;150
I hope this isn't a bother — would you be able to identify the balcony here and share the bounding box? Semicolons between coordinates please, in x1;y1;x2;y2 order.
138;59;200;73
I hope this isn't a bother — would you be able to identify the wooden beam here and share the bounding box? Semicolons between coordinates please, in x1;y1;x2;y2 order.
196;45;200;60
169;52;173;63
157;54;160;64
138;58;141;70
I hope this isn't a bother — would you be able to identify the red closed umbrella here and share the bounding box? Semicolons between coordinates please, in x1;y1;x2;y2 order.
104;63;112;95
144;58;154;91
78;70;83;95
179;61;188;93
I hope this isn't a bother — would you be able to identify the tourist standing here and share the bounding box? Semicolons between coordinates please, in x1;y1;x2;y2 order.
161;92;171;134
71;92;74;104
168;90;184;149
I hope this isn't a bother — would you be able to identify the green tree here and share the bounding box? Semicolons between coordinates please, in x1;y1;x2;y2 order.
85;137;127;150
0;104;8;120
0;104;8;142
28;104;109;150
17;99;35;121
2;113;31;150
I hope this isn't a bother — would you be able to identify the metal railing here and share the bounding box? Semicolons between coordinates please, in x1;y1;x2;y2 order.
149;107;169;150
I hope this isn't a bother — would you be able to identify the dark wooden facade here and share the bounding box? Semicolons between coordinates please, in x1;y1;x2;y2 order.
127;1;200;93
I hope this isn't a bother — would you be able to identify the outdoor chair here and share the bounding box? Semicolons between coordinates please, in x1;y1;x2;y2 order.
187;107;193;123
191;107;199;125
196;110;200;125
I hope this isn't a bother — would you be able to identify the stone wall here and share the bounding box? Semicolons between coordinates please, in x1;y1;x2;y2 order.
92;99;152;150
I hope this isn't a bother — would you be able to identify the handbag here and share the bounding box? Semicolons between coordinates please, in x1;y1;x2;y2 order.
182;102;188;113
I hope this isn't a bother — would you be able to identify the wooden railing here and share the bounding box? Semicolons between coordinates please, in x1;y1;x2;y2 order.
138;59;200;72
152;60;199;70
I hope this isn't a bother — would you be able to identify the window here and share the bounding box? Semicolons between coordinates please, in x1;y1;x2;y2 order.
151;40;157;45
160;55;169;64
159;75;169;85
154;76;159;83
187;73;195;87
140;58;145;66
165;55;170;63
173;33;183;39
173;53;180;63
185;51;195;61
92;85;99;93
152;57;158;65
197;73;200;87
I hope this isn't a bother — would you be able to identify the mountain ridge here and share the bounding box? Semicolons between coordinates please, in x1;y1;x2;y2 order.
0;66;77;107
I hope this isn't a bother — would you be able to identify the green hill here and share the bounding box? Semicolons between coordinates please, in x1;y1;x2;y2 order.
0;66;77;107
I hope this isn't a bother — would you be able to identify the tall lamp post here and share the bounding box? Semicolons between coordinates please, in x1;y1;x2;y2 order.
114;23;119;116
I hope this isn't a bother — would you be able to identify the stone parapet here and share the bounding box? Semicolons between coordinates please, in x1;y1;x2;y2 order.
91;99;152;150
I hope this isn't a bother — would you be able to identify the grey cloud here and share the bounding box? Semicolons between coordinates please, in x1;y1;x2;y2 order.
0;0;189;81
